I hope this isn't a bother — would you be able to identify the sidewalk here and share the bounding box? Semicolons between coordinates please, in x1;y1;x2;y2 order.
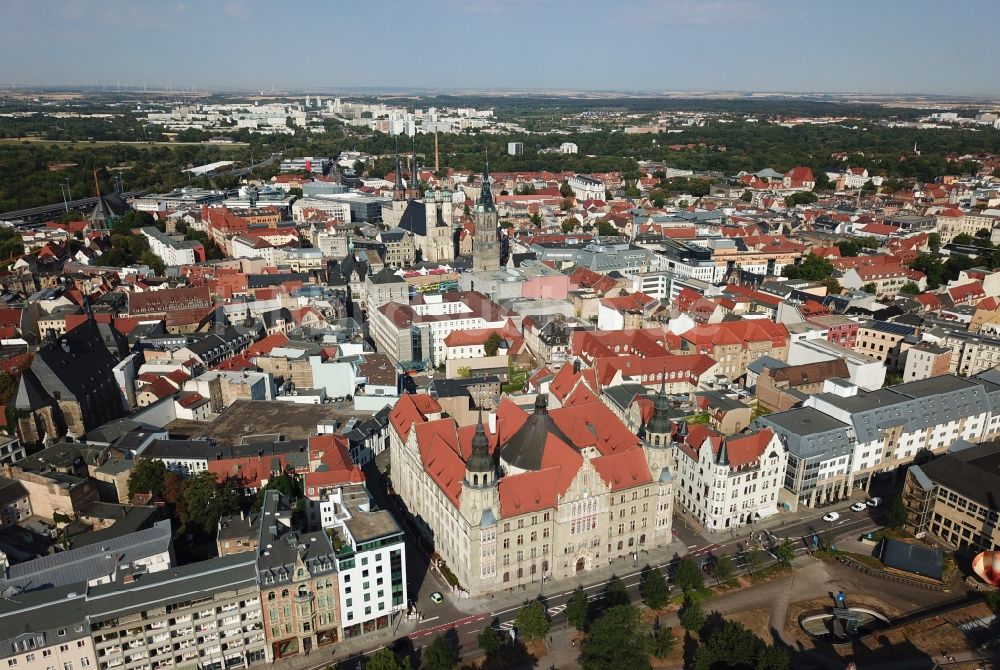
449;537;690;617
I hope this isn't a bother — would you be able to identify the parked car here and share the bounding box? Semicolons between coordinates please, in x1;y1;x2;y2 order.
850;502;867;512
822;512;840;522
867;497;881;508
429;592;443;604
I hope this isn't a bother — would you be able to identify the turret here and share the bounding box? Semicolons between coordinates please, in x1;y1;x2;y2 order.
465;410;496;488
644;377;672;447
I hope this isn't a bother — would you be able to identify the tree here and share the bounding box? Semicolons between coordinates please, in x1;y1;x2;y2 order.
561;218;577;233
976;228;992;239
782;253;835;282
597;221;617;237
885;494;908;529
913;447;935;465
513;600;549;642
672;557;704;593
352;159;366;176
740;190;753;202
603;575;631;608
477;624;502;658
900;281;921;295
813;171;831;191
287;187;303;198
484;332;502;357
560;180;575;198
710;555;735;586
743;547;763;576
784;191;818;207
566;585;590;631
365;648;411;670
128;459;167;498
183;472;238;534
529;212;542;227
953;232;975;246
678;596;705;632
691;619;788;670
162;471;189;523
639;566;670;610
775;538;796;565
650;626;676;659
757;644;791;670
423;635;457;670
928;232;942;253
580;605;651;670
862;282;877;294
140;251;165;275
820;277;842;295
0;228;24;260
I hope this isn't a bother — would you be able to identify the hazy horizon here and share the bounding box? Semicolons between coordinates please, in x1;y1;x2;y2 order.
3;0;1000;97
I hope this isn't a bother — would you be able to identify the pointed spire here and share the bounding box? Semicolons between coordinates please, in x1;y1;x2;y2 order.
411;139;418;186
716;438;729;467
466;408;494;479
393;137;404;193
646;370;672;437
477;148;496;212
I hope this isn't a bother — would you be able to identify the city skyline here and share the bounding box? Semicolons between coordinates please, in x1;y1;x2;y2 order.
2;0;1000;97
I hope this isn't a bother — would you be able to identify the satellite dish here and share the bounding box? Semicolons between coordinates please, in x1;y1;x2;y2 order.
972;551;1000;587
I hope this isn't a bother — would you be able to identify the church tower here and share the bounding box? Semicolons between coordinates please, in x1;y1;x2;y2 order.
405;143;421;200
392;141;407;202
472;159;500;272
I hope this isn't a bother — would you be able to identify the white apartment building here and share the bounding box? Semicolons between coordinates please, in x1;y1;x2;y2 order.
674;427;787;531
802;375;992;490
567;174;604;201
140;227;201;266
372;291;511;366
292;198;352;223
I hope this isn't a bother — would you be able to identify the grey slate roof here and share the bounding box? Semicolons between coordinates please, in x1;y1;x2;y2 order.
747;355;788;376
498;396;573;471
755;406;852;461
0;520;172;594
814;375;990;444
85;552;259;621
916;440;1000;511
399;200;428;236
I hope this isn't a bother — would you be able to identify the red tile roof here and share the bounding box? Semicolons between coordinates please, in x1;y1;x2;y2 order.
592;449;653;492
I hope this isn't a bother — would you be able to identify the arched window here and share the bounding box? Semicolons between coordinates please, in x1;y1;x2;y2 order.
298;584;308;597
267;591;275;601
473;474;479;486
281;589;289;598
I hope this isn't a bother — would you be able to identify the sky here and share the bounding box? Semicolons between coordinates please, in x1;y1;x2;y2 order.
2;0;999;96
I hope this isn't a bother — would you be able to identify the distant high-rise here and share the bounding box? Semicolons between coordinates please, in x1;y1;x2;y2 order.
507;142;523;156
472;160;500;272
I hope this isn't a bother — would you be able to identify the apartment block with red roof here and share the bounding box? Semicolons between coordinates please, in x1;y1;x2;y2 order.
676;319;790;380
388;390;674;595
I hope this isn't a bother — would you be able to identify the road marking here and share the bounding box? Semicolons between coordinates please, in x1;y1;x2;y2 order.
548;604;567;615
687;544;698;549
421;616;440;624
